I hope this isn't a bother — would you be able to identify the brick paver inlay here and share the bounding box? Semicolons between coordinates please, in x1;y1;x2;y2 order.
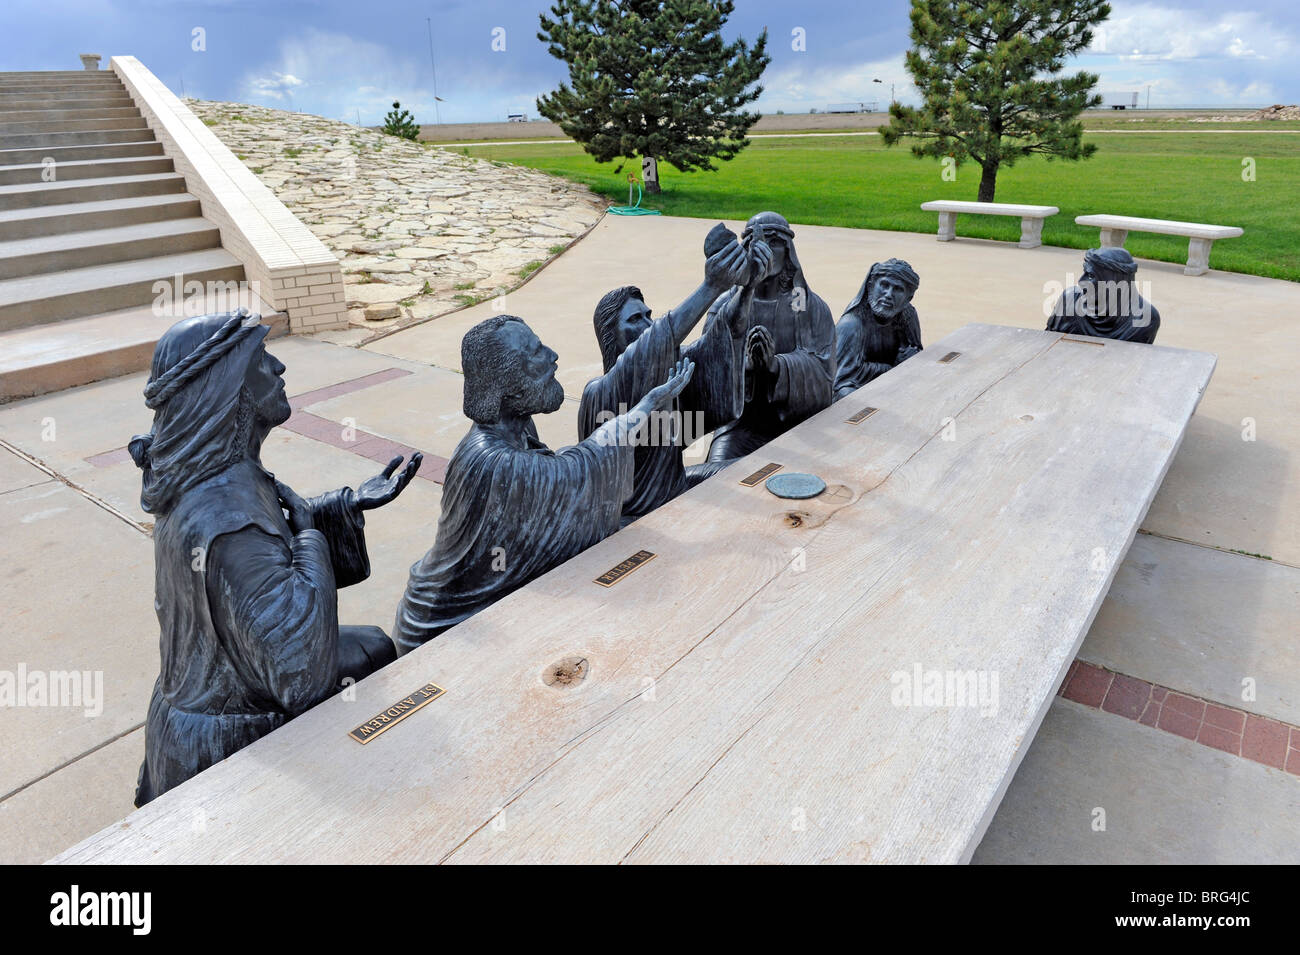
1059;660;1300;775
85;366;450;483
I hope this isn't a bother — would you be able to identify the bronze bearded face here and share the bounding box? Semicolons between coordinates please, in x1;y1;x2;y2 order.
497;320;564;418
244;345;291;427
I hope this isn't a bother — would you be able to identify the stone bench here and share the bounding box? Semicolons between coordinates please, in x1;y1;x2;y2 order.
53;325;1215;864
920;200;1059;249
1075;214;1244;276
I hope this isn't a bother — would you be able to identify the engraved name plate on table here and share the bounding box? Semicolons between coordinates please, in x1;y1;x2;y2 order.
349;682;446;743
740;462;783;486
594;550;657;587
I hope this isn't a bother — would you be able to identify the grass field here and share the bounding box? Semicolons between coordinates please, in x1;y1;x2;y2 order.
455;130;1300;281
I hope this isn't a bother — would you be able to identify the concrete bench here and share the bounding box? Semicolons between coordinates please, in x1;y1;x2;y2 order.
920;200;1059;249
1075;214;1244;276
54;325;1215;864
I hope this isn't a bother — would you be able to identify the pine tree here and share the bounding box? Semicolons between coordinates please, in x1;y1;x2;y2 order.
881;0;1109;202
536;0;769;194
382;101;420;141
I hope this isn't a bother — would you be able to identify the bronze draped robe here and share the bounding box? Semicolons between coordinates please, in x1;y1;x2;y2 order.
833;303;923;400
1046;284;1161;344
392;420;633;653
577;314;743;522
137;459;384;806
704;286;835;461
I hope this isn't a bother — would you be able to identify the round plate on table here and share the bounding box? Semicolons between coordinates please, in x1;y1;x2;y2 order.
765;472;826;499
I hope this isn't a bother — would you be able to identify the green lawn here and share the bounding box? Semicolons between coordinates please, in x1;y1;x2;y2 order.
455;131;1300;282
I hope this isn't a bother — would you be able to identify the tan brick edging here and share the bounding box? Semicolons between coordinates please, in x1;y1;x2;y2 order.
110;56;347;333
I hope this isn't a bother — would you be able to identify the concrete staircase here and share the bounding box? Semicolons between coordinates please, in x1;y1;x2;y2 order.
0;69;283;403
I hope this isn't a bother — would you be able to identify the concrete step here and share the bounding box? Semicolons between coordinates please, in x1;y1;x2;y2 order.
0;155;174;187
0;247;247;331
0;193;200;241
0;94;135;111
0;81;126;96
0;78;125;92
0;71;117;79
0;106;142;125
0;300;288;404
0;217;220;279
0;116;144;137
0;70;123;80
0;127;155;150
0;140;163;168
0;172;186;212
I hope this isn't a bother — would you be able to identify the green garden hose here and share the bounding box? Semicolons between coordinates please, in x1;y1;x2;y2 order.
609;179;661;216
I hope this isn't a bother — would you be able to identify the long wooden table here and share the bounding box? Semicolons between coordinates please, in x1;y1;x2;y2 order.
56;324;1216;864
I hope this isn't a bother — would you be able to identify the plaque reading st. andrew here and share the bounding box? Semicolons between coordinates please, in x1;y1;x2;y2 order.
349;682;446;743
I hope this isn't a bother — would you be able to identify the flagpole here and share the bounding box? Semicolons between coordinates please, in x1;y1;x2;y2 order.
426;17;441;125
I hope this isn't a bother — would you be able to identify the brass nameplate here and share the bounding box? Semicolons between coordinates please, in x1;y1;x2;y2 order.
938;351;961;363
1061;336;1105;346
349;682;445;744
740;462;783;486
847;405;878;425
595;549;656;587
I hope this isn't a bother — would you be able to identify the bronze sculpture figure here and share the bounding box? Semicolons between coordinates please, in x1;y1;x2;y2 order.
393;315;693;653
1047;247;1161;343
130;310;420;806
578;223;757;523
704;212;835;462
833;258;922;400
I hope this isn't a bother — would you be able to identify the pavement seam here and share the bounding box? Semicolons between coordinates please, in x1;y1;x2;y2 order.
0;438;149;536
0;474;54;497
0;720;145;804
1135;527;1294;570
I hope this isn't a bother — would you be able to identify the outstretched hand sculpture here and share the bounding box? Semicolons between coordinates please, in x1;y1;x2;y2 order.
130;310;419;806
394;315;692;653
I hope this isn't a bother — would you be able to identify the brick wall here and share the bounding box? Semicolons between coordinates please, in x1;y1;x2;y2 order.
110;56;347;333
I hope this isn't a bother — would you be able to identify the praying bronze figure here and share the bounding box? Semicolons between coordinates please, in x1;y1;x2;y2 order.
393;315;693;653
704;211;835;462
834;258;922;400
1047;247;1161;343
130;311;419;806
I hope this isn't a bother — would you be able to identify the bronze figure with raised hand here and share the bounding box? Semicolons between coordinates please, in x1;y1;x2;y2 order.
129;310;420;806
393;315;694;653
579;222;754;524
703;211;835;462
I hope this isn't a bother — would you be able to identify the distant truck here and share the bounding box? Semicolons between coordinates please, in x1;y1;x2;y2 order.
1104;92;1140;110
507;113;527;122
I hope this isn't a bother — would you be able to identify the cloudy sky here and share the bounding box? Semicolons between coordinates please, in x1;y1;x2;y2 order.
2;0;1296;124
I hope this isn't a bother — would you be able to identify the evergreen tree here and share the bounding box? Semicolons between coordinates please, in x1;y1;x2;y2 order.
536;0;769;194
382;101;420;141
881;0;1109;202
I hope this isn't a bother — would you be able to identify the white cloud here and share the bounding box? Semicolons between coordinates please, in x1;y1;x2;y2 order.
757;55;916;111
1088;6;1295;61
240;30;438;123
238;29;553;124
245;71;304;101
1227;37;1256;58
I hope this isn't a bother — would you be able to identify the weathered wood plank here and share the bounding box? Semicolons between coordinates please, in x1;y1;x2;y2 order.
53;324;1214;864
